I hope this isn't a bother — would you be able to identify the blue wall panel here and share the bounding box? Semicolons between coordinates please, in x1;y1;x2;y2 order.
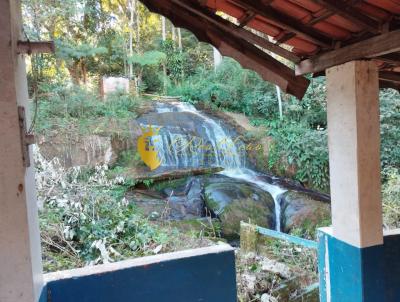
384;234;400;302
39;285;47;302
46;249;237;302
318;229;400;302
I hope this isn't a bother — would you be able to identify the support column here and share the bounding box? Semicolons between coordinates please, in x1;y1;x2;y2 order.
318;60;384;302
0;1;44;302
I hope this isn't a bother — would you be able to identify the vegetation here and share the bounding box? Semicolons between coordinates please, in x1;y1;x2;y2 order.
36;151;217;272
34;84;142;137
22;1;400;301
171;58;400;194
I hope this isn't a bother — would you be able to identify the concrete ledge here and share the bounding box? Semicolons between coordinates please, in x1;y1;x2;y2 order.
43;245;237;302
318;228;400;302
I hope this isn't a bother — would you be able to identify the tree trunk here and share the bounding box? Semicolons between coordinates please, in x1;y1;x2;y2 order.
68;61;81;85
172;25;176;45
213;47;222;71
136;0;140;51
162;16;167;94
129;0;135;79
162;16;166;41
135;0;140;94
178;28;182;51
82;61;88;85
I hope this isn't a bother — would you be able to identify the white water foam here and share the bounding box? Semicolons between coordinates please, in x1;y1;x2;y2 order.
220;168;287;232
150;101;287;231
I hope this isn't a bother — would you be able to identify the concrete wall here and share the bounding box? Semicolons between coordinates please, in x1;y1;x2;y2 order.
42;245;237;302
101;77;130;96
0;1;44;301
318;228;400;302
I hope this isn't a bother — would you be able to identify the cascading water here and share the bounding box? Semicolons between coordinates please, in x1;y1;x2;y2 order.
219;168;286;232
140;101;287;231
146;101;246;169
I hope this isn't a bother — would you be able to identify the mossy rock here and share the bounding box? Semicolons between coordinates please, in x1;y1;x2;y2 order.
281;191;331;235
205;180;275;238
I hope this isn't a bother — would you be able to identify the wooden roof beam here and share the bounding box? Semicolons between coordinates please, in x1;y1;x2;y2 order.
312;0;381;34
378;53;400;65
172;0;301;63
296;29;400;75
140;0;310;99
238;10;256;27
379;71;400;84
307;11;334;26
229;0;333;48
275;32;296;45
380;80;400;92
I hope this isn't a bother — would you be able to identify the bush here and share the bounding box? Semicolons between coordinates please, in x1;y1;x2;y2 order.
34;84;141;135
380;89;400;177
168;58;278;117
266;121;329;192
38;161;170;271
382;168;400;229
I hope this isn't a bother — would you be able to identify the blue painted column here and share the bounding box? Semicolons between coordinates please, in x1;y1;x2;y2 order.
320;61;385;302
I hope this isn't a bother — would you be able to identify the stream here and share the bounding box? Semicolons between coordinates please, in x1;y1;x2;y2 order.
139;101;290;232
133;100;331;238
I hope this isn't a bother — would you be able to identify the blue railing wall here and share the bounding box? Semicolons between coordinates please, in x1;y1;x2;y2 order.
40;245;236;302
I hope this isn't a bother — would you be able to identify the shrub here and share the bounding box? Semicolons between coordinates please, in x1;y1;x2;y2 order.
382;168;400;229
37;160;169;271
34;84;141;135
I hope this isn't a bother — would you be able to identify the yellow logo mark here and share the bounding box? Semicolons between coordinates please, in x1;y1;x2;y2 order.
137;125;162;171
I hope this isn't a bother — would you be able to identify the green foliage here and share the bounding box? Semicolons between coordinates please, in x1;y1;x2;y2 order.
169;58;278;117
115;150;144;168
40;166;169;271
128;50;166;66
35;84;141;135
56;40;108;61
382;168;400;229
171;59;330;191
161;39;185;84
266;121;329;192
380;89;400;175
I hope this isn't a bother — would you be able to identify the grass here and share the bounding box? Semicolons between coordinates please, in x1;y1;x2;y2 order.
34;84;143;137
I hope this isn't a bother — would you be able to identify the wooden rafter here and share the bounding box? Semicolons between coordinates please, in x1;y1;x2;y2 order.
238;10;256;27
296;29;400;75
312;0;381;34
17;41;55;54
139;0;310;99
171;0;300;63
306;11;334;26
379;72;400;84
378;53;400;65
228;0;333;48
380;80;400;92
275;32;296;45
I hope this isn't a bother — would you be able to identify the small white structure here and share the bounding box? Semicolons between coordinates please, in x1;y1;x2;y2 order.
100;77;130;97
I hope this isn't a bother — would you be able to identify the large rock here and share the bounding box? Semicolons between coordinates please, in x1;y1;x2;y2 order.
204;177;275;238
37;122;141;168
281;191;331;234
129;177;205;220
137;109;246;168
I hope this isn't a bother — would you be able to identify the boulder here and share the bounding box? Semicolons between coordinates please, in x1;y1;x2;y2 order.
204;177;275;238
281;191;331;234
37;122;140;168
129;177;205;220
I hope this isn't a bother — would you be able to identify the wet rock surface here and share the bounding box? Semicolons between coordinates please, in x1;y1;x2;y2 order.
128;177;205;220
204;175;276;238
281;191;331;233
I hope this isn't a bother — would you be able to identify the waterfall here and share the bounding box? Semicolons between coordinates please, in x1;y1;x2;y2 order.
220;168;286;232
142;101;287;231
146;102;246;169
